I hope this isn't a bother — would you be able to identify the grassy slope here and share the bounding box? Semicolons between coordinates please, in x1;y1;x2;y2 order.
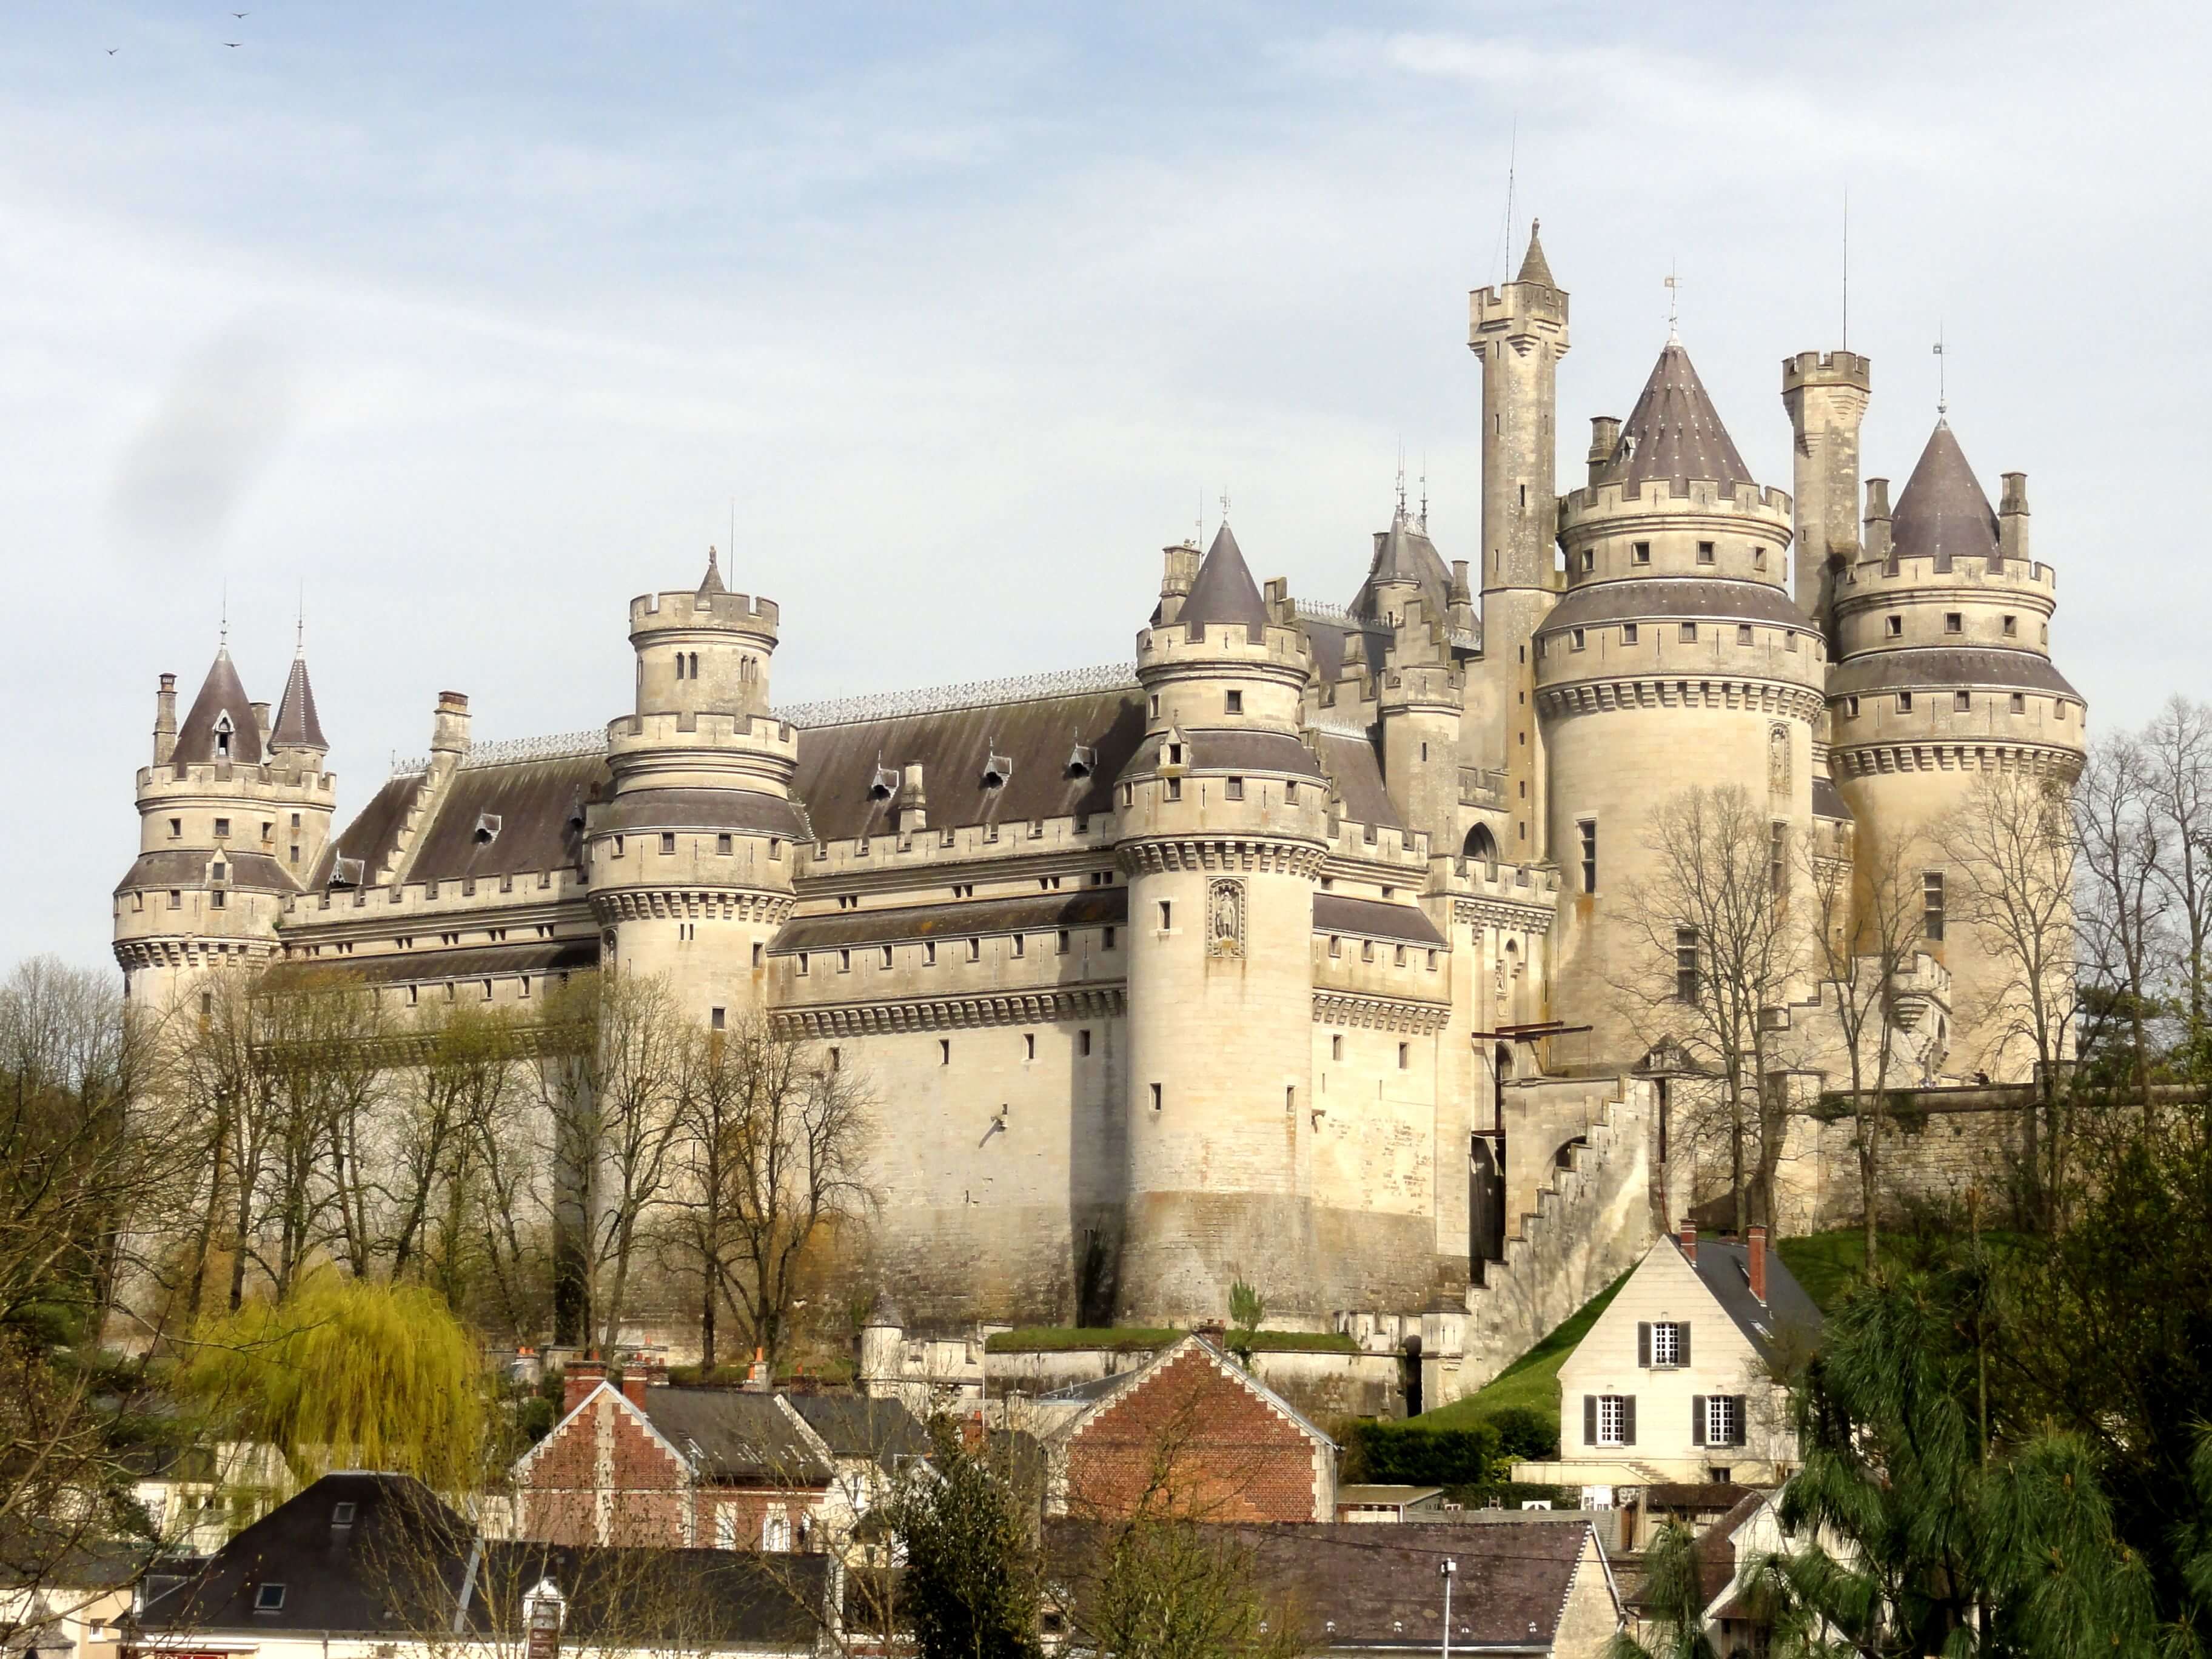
1407;1269;1632;1432
1775;1230;1867;1314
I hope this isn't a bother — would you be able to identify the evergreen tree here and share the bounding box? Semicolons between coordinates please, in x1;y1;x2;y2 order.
886;1418;1042;1659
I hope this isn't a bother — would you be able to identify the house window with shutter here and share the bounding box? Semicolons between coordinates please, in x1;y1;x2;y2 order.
1584;1393;1634;1447
1692;1393;1746;1447
1640;1320;1688;1368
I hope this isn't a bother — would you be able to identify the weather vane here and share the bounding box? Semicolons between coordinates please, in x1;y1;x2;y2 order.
1932;326;1948;418
1664;263;1683;341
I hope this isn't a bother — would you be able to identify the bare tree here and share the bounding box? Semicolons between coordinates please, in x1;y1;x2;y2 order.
2074;732;2167;1102
1935;766;2081;1227
583;974;688;1356
525;972;602;1346
387;998;520;1291
1800;819;1927;1269
2141;696;2212;1055
1615;785;1805;1233
663;1017;872;1375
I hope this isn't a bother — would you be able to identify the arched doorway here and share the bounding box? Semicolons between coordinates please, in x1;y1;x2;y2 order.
1463;822;1498;871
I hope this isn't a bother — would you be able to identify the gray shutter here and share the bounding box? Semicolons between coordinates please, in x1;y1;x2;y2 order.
1691;1395;1706;1446
1731;1395;1747;1446
1622;1395;1637;1446
1584;1395;1597;1446
1678;1321;1691;1367
1637;1322;1651;1367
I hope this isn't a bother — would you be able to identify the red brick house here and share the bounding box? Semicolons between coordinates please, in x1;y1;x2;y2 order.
1044;1333;1337;1524
513;1364;840;1551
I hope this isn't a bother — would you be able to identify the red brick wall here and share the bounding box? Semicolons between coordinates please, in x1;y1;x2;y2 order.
1065;1349;1323;1523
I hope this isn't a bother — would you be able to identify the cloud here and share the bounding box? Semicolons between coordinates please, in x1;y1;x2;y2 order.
111;318;302;545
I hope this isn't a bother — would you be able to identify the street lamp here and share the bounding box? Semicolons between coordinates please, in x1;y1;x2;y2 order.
1439;1557;1456;1659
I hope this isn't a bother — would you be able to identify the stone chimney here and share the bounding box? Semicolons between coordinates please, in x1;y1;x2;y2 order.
154;674;178;765
620;1371;649;1408
250;702;272;751
1680;1220;1698;1264
1997;472;2029;571
1863;478;1893;566
1748;1224;1768;1305
1587;416;1621;486
563;1358;606;1413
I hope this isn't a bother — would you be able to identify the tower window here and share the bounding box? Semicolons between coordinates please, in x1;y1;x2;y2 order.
213;817;230;838
660;833;677;856
1285;782;1299;804
1737;625;1753;646
1579;820;1598;893
1954;691;1971;712
1923;871;1945;942
1225;777;1244;800
1225;690;1242;714
1398;1042;1410;1070
1632;541;1651;565
1158;900;1171;931
940;1039;951;1065
169;818;182;839
752;942;763;967
1329;936;1342;959
1886;614;1903;637
717;834;732;855
1678;623;1697;643
797;953;809;976
1846;696;1860;717
966;938;980;962
1024;1034;1036;1061
2011;692;2026;715
1578;548;1594;574
1079;1029;1092;1056
2003;614;2019;637
167;890;181;910
769;838;782;859
1331;1034;1343;1061
1697;541;1715;565
1150;1083;1162;1111
1057;928;1070;954
1102;927;1116;949
923;940;937;965
1754;546;1768;570
880;945;893;968
1165;779;1182;802
689;652;699;678
1676;928;1700;1002
1770;822;1787;899
1898;692;1914;713
1621;623;1638;645
1784;630;1799;651
674;654;685;680
837;949;851;973
1945;612;1963;634
1010;934;1025;958
1570;628;1586;651
1394;944;1406;967
210;890;225;910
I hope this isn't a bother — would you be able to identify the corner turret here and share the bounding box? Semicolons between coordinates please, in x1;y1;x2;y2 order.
1781;349;1871;640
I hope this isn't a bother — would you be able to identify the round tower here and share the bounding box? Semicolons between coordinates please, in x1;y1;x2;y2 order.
586;551;808;1024
1114;523;1331;1326
1468;221;1569;863
114;639;337;1013
1829;424;2084;1079
1781;350;1872;645
1538;340;1825;1064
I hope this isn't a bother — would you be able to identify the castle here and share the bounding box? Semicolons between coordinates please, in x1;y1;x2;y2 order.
113;226;2085;1395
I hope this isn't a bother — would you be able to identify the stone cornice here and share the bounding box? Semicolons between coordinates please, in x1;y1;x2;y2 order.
1831;741;2085;781
115;937;276;971
1115;839;1327;879
1452;896;1558;933
588;889;797;925
1312;990;1453;1035
1538;676;1825;723
771;986;1125;1038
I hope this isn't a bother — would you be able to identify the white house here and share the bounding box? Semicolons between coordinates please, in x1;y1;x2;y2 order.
1517;1223;1823;1504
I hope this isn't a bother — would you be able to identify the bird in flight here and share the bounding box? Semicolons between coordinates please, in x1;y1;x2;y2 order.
106;46;119;54
224;40;242;47
232;10;249;16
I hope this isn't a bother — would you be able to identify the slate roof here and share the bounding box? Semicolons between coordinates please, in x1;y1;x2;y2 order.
113;849;298;897
338;939;597;987
1811;776;1852;822
171;648;263;768
1179;523;1269;640
270;654;327;751
771;888;1125;955
1684;1239;1822;1367
1310;730;1402;831
1595;341;1754;495
791;687;1142;844
407;756;606;883
1122;728;1327;783
632;1388;833;1485
133;1473;828;1648
1890;421;1999;567
1827;646;2080;700
1313;894;1446;948
1540;578;1808;634
1350;509;1455;629
786;1396;928;1472
1045;1517;1606;1651
312;773;423;888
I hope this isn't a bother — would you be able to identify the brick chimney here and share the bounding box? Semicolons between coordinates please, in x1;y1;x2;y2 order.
742;1349;771;1393
563;1358;606;1413
1748;1224;1768;1305
1680;1221;1697;1264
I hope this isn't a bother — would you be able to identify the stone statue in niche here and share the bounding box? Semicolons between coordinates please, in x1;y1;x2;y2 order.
1769;723;1791;794
1207;879;1245;958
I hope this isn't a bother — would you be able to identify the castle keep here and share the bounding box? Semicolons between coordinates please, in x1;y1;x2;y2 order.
114;228;2085;1395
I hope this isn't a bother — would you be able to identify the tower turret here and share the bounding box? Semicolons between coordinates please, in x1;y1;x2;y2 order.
115;638;337;1011
1828;422;2083;1079
1540;339;1821;1064
1781;349;1872;642
586;551;807;1024
1469;223;1569;862
1115;523;1330;1324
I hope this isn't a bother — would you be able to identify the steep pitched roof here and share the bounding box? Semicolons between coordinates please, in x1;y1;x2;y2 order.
632;1386;833;1484
1350;507;1453;627
1517;218;1557;288
697;548;727;595
171;648;263;767
1596;341;1754;495
270;653;327;751
1890;420;2000;566
1686;1238;1823;1366
1179;523;1269;640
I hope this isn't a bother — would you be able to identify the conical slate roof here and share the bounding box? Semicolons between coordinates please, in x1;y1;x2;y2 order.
271;652;327;751
1597;341;1754;495
1515;220;1556;289
1180;522;1269;638
1352;506;1453;626
1890;421;1999;566
172;647;263;766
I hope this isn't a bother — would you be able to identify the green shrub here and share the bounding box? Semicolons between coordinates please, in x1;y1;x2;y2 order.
1483;1405;1560;1463
1345;1421;1501;1487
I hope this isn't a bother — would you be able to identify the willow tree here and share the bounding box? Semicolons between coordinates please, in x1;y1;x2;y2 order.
178;1270;488;1492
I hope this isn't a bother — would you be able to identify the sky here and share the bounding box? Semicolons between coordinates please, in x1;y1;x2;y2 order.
5;0;2207;970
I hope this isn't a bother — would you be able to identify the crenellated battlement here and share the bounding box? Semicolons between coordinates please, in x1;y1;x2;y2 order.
1560;475;1793;527
136;762;336;803
1781;349;1872;393
628;586;779;639
1840;551;2056;597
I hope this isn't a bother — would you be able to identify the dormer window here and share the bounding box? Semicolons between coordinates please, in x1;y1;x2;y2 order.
1065;743;1096;780
254;1585;285;1612
210;862;227;883
474;813;503;845
331;1501;357;1526
982;750;1013;790
1165;743;1184;766
868;763;898;802
213;712;234;759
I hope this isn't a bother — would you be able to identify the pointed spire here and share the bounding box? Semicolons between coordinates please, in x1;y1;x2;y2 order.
1352;497;1453;625
1179;522;1269;639
1890;420;1999;566
699;546;727;597
1515;218;1555;289
1595;340;1754;494
172;643;263;766
271;654;327;753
